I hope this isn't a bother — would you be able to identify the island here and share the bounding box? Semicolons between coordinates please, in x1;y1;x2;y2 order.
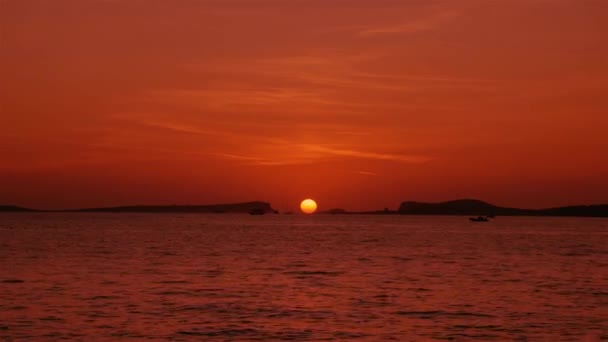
316;199;607;217
0;199;606;217
71;201;278;214
0;202;277;214
397;199;608;217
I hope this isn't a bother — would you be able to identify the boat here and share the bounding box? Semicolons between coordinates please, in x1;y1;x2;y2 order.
469;216;489;222
249;208;265;215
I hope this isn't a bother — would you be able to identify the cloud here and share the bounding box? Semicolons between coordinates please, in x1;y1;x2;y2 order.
358;10;461;37
209;152;317;166
109;114;432;167
357;171;378;176
139;120;220;136
209;153;263;162
300;144;430;163
208;143;431;167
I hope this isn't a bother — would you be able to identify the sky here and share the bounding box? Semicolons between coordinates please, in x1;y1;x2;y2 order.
1;0;607;211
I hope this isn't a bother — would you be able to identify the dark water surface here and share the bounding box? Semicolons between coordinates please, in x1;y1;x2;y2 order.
1;214;606;341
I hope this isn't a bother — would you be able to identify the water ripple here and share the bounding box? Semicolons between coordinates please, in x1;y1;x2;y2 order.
0;214;605;340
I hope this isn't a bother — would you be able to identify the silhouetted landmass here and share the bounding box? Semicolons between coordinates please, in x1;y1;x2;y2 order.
398;199;608;217
534;205;608;217
0;205;39;212
366;208;397;215
69;201;277;214
2;200;607;217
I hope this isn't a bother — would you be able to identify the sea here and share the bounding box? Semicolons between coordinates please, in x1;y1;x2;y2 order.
0;214;606;341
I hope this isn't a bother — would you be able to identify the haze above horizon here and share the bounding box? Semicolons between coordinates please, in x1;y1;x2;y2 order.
1;0;607;211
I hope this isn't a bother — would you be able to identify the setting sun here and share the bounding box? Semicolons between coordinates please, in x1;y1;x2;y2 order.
300;199;318;214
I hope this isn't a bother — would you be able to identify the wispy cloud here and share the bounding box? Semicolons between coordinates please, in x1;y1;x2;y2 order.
108;113;433;167
300;144;430;163
181;51;492;93
357;171;378;176
209;144;430;166
139;120;220;136
209;153;317;166
209;153;264;162
358;10;461;37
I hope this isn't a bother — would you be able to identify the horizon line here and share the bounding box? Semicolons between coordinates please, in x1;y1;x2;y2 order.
2;198;608;213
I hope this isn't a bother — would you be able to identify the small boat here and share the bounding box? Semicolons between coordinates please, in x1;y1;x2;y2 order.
249;208;265;215
469;216;489;222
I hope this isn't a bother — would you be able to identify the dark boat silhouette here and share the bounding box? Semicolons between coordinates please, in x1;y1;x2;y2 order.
249;208;265;215
469;216;489;222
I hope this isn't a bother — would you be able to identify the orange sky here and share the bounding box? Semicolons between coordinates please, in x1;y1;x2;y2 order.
1;0;607;211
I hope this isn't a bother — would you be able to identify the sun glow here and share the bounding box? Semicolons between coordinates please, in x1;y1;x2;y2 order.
300;199;318;214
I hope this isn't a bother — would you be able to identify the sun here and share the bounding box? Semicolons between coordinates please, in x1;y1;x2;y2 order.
300;199;318;214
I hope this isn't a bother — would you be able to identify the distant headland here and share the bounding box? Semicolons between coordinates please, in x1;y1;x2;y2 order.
324;199;608;217
1;199;607;217
397;199;608;217
0;202;277;214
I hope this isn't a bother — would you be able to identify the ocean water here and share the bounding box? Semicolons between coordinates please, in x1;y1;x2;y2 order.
0;214;606;341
